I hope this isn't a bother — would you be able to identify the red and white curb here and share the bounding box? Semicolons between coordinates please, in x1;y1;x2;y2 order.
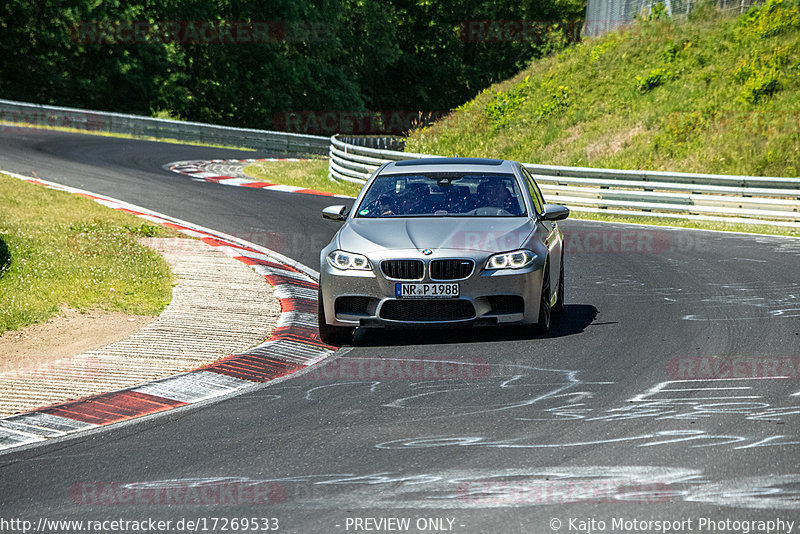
0;171;336;453
167;158;352;198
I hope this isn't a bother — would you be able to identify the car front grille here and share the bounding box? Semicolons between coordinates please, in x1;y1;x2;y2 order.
488;295;524;315
381;259;424;280
380;299;475;321
335;296;372;317
430;259;474;280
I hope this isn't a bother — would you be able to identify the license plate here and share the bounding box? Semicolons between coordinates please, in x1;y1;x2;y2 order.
395;283;459;298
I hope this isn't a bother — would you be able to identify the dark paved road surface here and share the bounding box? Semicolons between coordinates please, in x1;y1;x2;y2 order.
1;128;798;533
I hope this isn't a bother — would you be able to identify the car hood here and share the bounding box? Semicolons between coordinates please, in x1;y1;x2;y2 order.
337;217;535;254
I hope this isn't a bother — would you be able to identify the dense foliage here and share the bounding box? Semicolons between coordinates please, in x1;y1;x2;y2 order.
0;0;584;132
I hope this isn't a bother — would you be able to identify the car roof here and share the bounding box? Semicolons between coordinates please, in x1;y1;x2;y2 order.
381;157;518;175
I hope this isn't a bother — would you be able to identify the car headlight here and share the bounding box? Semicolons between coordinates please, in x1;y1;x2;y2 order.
485;250;536;270
327;250;372;271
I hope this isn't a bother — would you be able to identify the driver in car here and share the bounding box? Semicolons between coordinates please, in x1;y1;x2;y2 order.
478;180;519;214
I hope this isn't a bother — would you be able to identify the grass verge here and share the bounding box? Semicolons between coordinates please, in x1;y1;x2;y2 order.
0;173;178;335
243;157;364;197
566;210;800;237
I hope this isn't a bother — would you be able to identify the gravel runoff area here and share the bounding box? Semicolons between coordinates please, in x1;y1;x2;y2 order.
0;237;280;417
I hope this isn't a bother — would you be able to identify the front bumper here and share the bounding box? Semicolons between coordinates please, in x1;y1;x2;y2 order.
319;249;545;328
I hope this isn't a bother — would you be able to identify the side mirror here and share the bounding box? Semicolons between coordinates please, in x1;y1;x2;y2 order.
541;204;569;221
322;205;348;222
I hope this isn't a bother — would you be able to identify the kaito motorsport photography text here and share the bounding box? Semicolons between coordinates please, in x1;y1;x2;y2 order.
560;517;796;533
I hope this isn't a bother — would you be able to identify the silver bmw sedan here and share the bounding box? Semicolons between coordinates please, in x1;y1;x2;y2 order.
318;157;569;345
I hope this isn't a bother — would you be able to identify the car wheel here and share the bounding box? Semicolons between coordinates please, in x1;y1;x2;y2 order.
534;262;551;335
553;251;564;315
317;288;355;346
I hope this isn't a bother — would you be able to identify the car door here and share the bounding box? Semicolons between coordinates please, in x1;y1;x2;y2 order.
521;167;562;299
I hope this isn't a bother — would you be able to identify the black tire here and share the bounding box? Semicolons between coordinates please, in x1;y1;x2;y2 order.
534;262;551;335
317;288;355;346
553;251;564;316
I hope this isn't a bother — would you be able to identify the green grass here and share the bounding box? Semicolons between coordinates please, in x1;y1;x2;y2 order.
564;210;800;237
0;174;178;334
406;0;800;178
243;157;363;197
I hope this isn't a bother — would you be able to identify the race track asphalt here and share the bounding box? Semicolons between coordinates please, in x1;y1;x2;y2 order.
1;128;799;533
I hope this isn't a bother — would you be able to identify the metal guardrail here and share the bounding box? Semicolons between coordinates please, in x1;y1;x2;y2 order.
328;134;800;225
328;134;440;184
0;99;329;155
4;98;796;225
338;135;407;151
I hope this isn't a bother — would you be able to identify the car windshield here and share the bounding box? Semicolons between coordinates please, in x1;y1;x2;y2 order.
355;172;527;218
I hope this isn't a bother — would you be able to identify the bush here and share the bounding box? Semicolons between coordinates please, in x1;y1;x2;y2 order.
535;85;571;121
636;68;676;91
641;2;671;21
741;71;781;103
741;0;800;38
590;38;618;62
485;77;532;129
731;47;790;103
